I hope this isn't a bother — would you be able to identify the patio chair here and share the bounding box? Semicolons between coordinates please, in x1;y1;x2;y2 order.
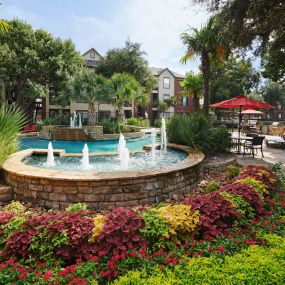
243;136;265;158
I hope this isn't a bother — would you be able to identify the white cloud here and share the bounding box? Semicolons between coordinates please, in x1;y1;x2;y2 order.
70;0;209;74
0;0;209;74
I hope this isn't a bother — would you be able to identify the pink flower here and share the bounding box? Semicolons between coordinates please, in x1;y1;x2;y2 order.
43;270;53;281
217;246;225;253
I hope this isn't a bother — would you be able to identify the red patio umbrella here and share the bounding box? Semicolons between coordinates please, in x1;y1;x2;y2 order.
210;95;273;137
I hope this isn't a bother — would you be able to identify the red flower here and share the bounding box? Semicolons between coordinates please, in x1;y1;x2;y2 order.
19;271;27;280
130;251;137;257
43;270;53;281
217;246;225;253
35;271;42;277
139;249;146;259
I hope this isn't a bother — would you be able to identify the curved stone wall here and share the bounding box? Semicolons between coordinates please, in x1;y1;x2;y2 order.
39;125;144;141
2;145;204;209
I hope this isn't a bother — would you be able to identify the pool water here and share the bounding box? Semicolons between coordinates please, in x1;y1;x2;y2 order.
19;136;153;153
23;149;187;172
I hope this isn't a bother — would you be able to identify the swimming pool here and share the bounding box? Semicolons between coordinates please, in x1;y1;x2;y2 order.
19;136;153;153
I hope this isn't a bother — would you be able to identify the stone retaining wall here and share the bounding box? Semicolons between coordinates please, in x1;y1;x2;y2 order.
39;125;144;141
204;156;237;174
2;146;204;209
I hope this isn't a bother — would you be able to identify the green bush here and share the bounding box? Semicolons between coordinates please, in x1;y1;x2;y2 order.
0;103;26;166
114;234;285;285
99;117;119;134
210;127;233;153
3;201;25;213
42;116;59;126
204;182;220;193
65;202;87;212
168;113;212;152
128;117;140;126
139;210;169;249
226;165;240;179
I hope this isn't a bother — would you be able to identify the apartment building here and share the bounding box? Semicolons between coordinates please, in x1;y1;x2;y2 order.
148;67;192;124
44;48;136;123
1;47;193;123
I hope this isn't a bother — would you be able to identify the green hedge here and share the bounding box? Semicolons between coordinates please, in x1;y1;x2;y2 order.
113;234;285;285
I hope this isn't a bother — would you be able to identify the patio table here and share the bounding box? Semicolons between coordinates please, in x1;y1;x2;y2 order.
231;134;253;154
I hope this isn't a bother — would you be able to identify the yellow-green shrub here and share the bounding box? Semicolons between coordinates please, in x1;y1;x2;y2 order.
237;177;269;196
3;201;25;213
155;205;199;236
113;234;285;285
220;191;253;217
89;214;105;242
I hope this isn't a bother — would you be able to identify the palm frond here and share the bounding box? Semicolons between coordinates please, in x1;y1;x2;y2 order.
0;19;10;33
0;103;26;166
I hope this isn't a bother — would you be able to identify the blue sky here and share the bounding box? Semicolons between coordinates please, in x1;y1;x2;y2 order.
0;0;209;75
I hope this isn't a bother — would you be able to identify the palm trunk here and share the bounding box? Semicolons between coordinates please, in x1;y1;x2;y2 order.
88;103;96;125
192;94;199;112
201;52;210;116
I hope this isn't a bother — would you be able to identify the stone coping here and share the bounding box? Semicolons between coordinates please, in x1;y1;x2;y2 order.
2;144;204;181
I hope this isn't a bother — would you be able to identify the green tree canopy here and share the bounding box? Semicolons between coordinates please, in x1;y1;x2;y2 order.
193;0;285;82
180;72;203;111
181;17;230;115
209;57;260;104
111;73;143;118
95;40;157;92
261;81;285;110
0;19;83;119
64;72;113;125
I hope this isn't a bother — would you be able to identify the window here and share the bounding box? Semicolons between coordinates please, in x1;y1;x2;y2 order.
98;111;111;120
90;51;95;58
163;77;170;89
163;94;170;101
182;96;188;106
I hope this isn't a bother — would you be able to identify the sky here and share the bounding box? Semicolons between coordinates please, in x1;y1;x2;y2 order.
0;0;210;75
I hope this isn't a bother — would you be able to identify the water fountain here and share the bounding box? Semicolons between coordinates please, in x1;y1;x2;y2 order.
46;142;55;166
73;111;77;128
70;117;74;128
78;113;82;128
160;117;167;154
118;133;126;160
118;134;129;170
151;128;156;163
81;143;91;170
120;146;129;170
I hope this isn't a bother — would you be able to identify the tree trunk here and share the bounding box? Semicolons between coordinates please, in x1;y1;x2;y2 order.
201;52;210;116
88;103;96;125
192;94;199;112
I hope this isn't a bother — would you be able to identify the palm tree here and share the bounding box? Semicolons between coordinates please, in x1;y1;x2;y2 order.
180;73;203;112
111;73;142;118
0;103;26;166
65;72;113;125
0;19;9;32
181;17;229;116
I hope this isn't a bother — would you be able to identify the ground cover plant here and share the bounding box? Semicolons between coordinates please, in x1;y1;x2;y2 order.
0;164;284;284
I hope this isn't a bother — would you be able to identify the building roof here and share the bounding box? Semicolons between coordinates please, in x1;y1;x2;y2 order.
150;67;185;79
82;48;103;58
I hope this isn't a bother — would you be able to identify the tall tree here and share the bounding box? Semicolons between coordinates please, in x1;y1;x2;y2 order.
180;73;203;111
95;40;157;92
261;81;285;110
64;72;113;125
181;17;229;115
210;57;260;104
111;73;143;118
192;0;285;82
0;19;83;119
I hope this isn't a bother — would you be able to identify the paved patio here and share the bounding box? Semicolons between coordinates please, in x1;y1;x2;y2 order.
237;144;285;170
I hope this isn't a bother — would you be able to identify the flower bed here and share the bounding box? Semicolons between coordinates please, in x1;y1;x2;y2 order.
0;164;284;284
